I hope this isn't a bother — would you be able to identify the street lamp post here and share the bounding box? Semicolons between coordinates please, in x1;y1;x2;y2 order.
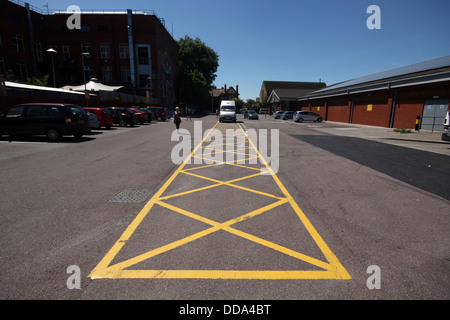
81;52;90;106
46;48;57;87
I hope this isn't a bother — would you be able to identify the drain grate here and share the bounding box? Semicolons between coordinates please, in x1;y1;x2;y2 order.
108;189;154;203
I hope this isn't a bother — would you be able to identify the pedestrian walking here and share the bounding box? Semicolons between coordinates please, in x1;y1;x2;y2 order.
216;108;219;118
185;106;191;121
174;106;181;131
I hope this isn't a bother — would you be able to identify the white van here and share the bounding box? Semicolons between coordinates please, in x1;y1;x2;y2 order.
219;100;236;123
442;109;450;141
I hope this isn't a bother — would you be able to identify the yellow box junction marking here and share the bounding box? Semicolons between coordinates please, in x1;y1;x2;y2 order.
89;122;351;280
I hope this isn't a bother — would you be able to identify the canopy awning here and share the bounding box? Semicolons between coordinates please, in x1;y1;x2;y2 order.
61;78;123;92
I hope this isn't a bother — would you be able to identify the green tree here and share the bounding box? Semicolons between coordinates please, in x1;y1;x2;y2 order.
27;74;50;87
178;36;219;108
233;97;244;110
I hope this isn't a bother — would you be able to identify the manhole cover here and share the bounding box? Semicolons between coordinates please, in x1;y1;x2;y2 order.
108;189;154;203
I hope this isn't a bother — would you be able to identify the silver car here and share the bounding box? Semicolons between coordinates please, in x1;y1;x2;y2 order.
294;111;323;123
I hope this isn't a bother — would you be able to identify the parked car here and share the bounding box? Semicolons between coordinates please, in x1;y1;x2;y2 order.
259;108;269;114
282;111;295;120
293;111;302;119
137;107;154;123
442;110;450;141
244;110;259;120
294;111;323;123
0;103;90;141
130;107;147;124
83;107;113;129
86;111;100;129
108;107;136;127
145;106;167;121
273;111;284;119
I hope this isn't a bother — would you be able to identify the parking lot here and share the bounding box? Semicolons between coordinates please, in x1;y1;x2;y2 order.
0;114;449;300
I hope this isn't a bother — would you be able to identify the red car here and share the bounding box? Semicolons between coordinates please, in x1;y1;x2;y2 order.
83;107;114;129
144;106;167;121
129;107;148;125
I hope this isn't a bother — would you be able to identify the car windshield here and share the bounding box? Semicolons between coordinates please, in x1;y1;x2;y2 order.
249;110;256;114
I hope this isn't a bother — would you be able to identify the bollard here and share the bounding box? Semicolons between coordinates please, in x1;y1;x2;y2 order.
415;116;422;131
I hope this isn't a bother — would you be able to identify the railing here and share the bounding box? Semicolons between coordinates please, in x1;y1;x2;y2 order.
8;0;167;29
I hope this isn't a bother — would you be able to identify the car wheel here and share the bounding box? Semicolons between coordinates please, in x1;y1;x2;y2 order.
74;133;83;139
297;118;303;123
157;116;162;121
317;118;323;122
46;128;61;141
119;119;126;127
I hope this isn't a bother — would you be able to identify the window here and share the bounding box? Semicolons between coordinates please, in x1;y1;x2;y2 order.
27;106;46;117
5;106;24;118
83;66;94;82
48;106;62;116
16;63;28;79
34;41;43;63
120;66;131;82
119;44;129;59
98;25;109;32
0;57;5;76
12;34;25;53
100;43;111;59
102;66;113;82
69;106;85;116
137;46;149;65
62;43;72;59
81;43;91;55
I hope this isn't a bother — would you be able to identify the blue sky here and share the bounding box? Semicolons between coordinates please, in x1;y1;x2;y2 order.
28;0;450;100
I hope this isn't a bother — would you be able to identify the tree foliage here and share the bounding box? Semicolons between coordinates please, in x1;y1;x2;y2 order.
178;36;219;107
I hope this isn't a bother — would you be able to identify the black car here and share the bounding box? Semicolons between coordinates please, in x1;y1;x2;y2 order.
0;103;91;141
108;107;136;127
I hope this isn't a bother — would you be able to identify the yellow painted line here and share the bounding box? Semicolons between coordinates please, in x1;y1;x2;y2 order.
158;183;222;201
96;270;342;280
90;121;351;280
182;163;222;172
100;198;289;276
89;122;220;279
181;170;283;200
237;123;351;280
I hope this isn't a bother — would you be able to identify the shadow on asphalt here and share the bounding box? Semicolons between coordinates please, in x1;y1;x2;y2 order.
291;134;450;201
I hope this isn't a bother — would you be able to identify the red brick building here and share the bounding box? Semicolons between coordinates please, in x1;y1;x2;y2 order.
298;56;450;130
0;0;179;108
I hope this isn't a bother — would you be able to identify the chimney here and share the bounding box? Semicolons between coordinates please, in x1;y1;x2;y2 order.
224;84;227;93
236;85;239;94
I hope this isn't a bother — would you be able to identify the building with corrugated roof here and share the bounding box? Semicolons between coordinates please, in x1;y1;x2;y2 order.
298;56;450;130
259;81;326;110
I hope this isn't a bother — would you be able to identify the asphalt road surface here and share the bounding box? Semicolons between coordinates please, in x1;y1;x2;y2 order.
0;115;448;302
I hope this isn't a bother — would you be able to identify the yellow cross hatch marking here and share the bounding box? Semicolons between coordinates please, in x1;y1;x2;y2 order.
89;122;351;280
